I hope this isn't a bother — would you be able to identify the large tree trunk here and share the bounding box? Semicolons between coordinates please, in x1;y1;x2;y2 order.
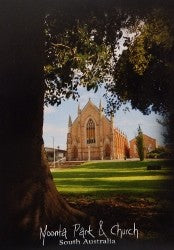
0;1;89;246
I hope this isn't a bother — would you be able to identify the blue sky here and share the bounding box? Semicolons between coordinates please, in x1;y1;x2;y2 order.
43;86;165;150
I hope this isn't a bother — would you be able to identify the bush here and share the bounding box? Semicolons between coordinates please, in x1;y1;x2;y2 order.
147;165;161;170
146;152;158;159
146;147;171;159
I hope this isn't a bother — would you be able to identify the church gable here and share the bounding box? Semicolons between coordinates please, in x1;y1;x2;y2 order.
71;99;111;129
102;115;112;133
67;99;129;161
80;99;100;122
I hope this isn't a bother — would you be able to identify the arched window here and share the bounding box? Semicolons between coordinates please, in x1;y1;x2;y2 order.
86;119;95;144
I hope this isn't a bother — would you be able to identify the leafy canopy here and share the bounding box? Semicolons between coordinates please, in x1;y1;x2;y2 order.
44;7;174;115
105;10;174;115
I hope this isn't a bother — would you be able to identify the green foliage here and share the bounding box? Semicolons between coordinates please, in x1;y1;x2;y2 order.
44;7;174;118
136;125;144;161
105;10;174;115
147;147;172;159
44;10;130;106
44;22;112;105
129;11;173;75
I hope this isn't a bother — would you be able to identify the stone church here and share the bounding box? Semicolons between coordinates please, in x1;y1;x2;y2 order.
66;99;129;161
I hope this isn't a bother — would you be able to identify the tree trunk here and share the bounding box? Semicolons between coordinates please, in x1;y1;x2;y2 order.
0;2;89;246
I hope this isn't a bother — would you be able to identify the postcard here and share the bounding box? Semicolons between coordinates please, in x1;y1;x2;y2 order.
0;0;173;249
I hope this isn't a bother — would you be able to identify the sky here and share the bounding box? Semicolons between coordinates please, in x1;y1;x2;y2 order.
43;86;165;150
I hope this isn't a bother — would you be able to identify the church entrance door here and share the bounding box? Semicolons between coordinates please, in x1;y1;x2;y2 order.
72;146;78;160
104;144;111;159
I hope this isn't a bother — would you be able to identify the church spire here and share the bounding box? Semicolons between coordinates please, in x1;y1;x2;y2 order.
99;99;102;111
88;97;91;104
78;103;81;115
68;115;72;128
110;113;114;123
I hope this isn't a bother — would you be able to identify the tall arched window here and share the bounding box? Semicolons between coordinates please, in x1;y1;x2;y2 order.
86;119;95;144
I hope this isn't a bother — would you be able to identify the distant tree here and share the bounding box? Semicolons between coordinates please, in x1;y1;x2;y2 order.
136;126;145;161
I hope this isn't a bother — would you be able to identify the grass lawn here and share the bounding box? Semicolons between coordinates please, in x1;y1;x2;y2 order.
51;160;174;241
51;160;174;200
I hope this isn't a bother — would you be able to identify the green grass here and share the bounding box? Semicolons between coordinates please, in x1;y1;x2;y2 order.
51;160;174;200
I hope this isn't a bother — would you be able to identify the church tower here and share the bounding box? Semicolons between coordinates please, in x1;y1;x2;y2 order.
67;115;72;161
110;113;114;159
68;115;72;131
77;103;82;160
99;100;104;159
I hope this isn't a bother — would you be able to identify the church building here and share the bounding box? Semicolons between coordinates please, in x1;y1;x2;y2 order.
129;134;157;158
66;99;129;161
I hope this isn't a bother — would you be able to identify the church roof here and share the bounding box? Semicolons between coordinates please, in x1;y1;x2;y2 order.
130;133;156;142
72;98;111;125
81;98;100;114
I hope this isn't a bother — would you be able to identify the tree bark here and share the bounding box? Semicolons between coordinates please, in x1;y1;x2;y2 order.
0;1;89;246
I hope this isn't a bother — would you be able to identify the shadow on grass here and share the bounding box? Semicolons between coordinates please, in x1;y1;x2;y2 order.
54;178;174;200
53;161;174;242
52;170;173;179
